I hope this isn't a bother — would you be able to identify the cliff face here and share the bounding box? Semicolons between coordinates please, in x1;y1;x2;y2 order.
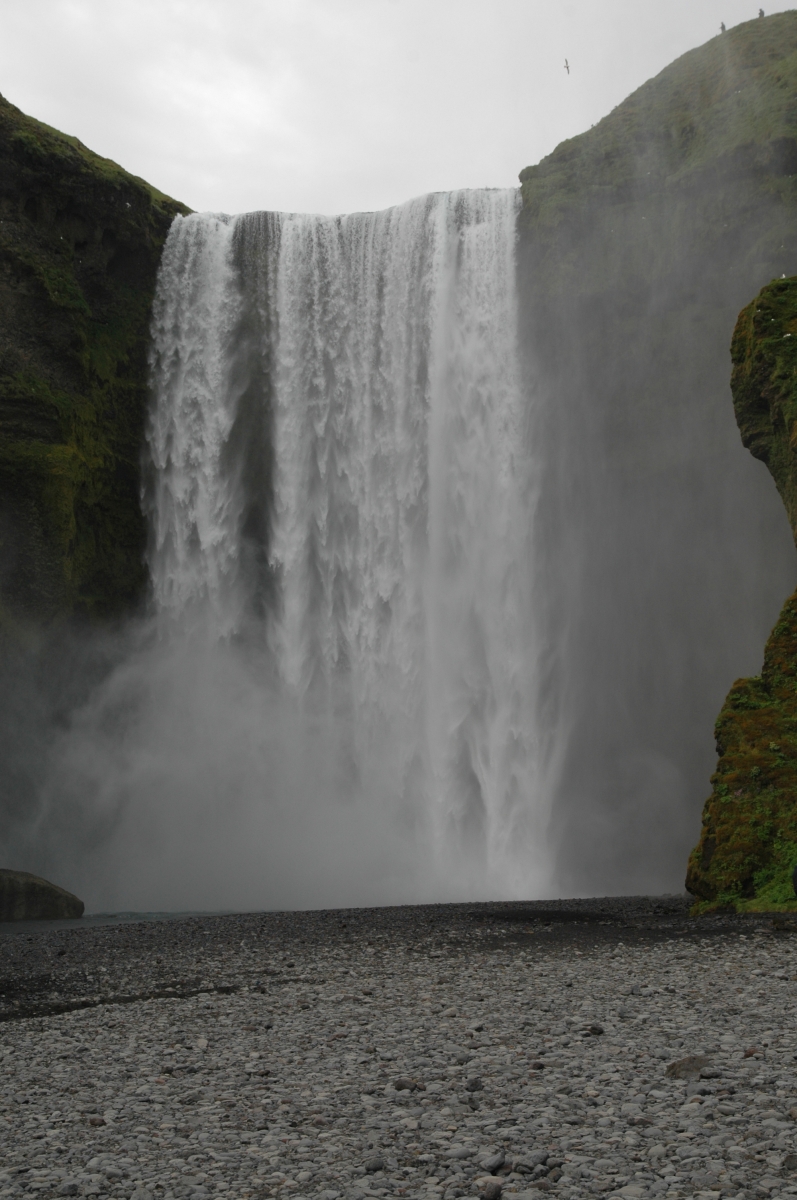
687;279;797;909
0;93;188;628
5;18;797;894
517;13;797;893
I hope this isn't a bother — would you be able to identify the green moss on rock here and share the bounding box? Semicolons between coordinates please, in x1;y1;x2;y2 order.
731;277;797;538
687;276;797;910
0;92;190;626
687;586;797;909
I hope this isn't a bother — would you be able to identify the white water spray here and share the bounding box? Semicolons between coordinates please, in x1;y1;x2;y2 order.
27;190;551;911
147;190;550;899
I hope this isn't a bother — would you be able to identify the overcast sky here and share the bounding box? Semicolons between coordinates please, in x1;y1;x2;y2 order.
1;1;793;216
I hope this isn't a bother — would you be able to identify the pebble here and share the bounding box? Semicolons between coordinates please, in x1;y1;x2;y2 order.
1;898;797;1200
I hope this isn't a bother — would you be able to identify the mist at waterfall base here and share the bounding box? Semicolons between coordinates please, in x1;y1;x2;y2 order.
4;191;553;913
3;180;795;913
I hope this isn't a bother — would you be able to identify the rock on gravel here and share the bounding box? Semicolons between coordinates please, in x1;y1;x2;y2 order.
1;897;797;1200
0;869;84;921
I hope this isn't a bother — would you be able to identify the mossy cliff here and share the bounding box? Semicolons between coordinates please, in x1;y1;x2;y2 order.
687;279;797;910
0;93;188;628
732;278;797;537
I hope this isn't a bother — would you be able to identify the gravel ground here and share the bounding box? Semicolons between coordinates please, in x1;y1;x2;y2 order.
1;896;796;1200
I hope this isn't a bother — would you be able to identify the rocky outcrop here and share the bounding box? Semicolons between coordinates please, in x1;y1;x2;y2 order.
0;93;188;628
687;278;797;909
0;868;83;920
731;277;797;541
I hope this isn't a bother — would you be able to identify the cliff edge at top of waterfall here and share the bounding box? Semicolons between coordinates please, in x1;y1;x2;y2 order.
519;11;797;292
0;91;189;629
687;276;797;912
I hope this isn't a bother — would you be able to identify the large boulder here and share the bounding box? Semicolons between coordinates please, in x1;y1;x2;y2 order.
0;868;84;919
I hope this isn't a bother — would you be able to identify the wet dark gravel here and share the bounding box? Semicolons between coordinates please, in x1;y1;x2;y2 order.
0;895;785;1024
2;896;796;1200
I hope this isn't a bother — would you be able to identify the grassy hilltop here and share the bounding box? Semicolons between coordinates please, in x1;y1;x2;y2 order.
521;11;797;246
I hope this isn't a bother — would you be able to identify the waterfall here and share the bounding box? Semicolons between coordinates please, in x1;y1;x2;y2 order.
146;189;551;897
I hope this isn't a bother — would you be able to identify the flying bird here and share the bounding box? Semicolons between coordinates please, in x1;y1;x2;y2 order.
564;58;570;75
